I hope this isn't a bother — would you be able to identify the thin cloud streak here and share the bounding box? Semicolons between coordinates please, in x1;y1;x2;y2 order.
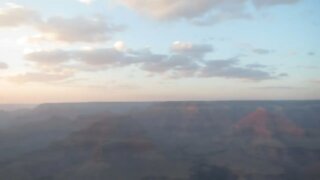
118;0;300;25
22;42;284;81
9;71;74;83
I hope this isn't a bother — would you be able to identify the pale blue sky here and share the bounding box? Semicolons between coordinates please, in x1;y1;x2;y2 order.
0;0;319;103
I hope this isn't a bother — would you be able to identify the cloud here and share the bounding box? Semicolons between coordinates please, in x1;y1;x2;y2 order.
0;3;40;27
171;41;213;57
200;58;275;81
0;62;8;69
9;71;73;83
75;48;133;66
278;73;288;77
298;65;319;70
252;48;272;55
311;80;320;85
246;63;267;68
25;50;71;66
0;4;122;43
252;0;299;8
308;52;315;56
140;53;200;76
31;16;122;43
192;11;252;26
114;41;127;52
118;0;251;22
255;86;298;90
79;0;94;5
24;47;136;68
24;42;282;81
117;0;300;25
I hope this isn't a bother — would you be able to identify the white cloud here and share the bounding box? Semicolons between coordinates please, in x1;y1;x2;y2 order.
32;16;122;43
79;0;94;5
171;41;213;57
0;4;123;43
0;3;40;27
114;41;126;52
171;41;193;51
118;0;222;20
117;0;300;25
0;62;8;69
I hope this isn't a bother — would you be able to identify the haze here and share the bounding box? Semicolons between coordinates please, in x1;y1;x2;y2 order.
0;1;320;180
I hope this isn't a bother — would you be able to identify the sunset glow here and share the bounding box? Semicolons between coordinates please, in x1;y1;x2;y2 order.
0;0;319;103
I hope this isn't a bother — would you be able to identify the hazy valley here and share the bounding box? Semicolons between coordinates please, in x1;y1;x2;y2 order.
0;101;319;180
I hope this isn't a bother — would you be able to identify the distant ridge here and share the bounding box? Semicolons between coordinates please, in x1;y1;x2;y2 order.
0;104;36;111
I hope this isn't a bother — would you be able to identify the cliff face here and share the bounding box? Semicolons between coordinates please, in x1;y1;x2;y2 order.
234;107;304;138
0;101;319;180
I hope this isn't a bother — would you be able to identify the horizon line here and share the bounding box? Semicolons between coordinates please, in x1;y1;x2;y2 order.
2;99;320;105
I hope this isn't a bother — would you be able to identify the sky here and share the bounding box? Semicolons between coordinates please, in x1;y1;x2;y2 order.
0;0;319;103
